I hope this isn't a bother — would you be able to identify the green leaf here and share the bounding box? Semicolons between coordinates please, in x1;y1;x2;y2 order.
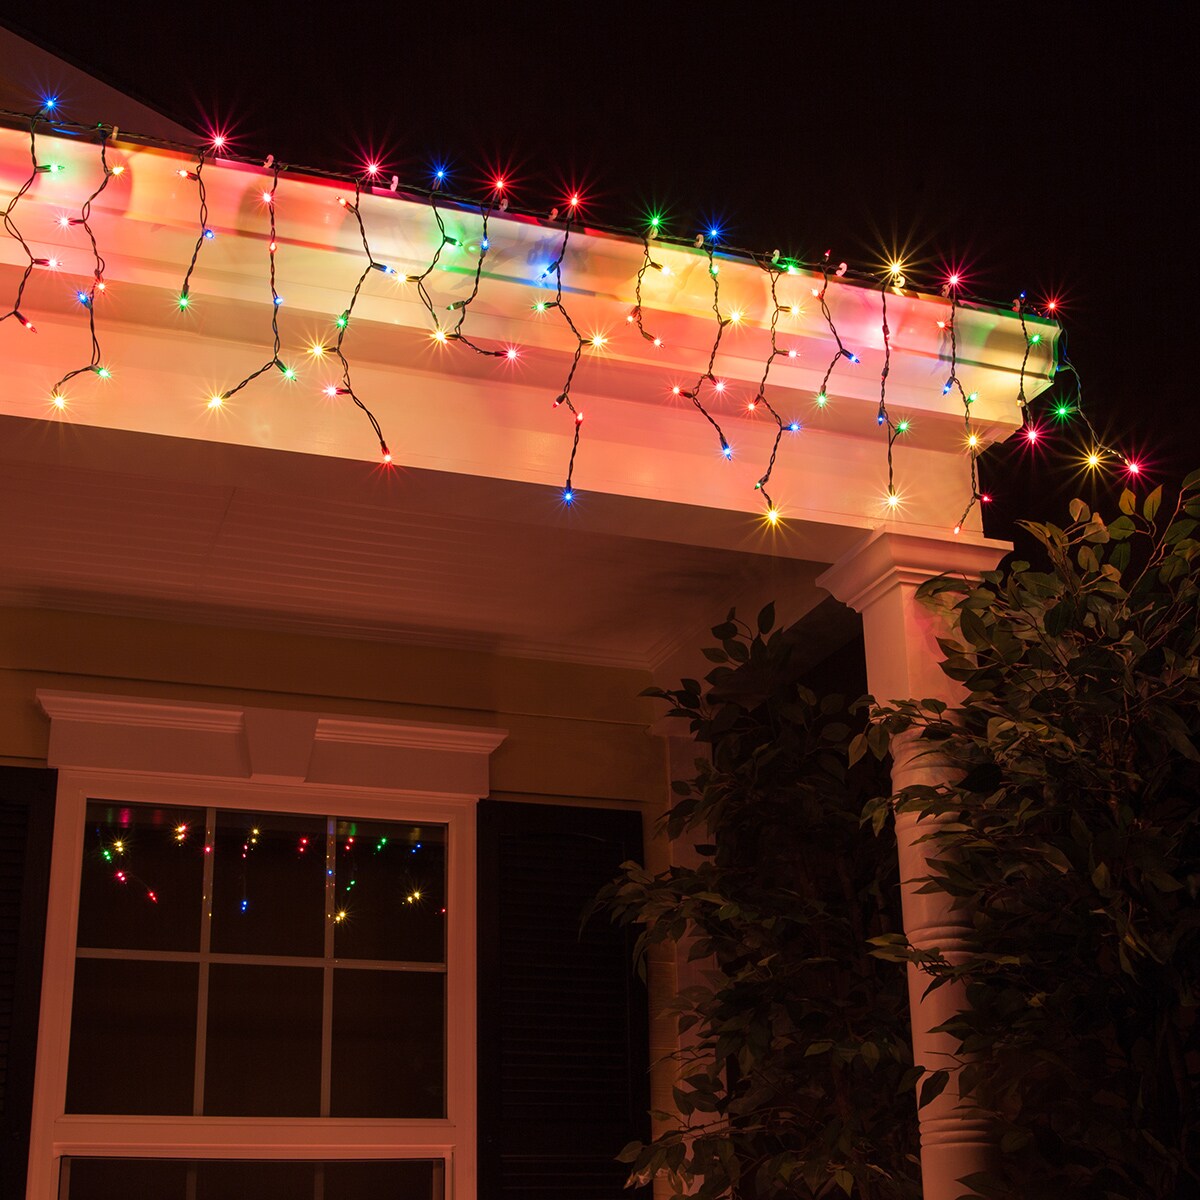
917;1070;951;1108
1143;484;1163;522
1119;489;1137;515
757;601;776;634
833;1168;854;1195
1068;498;1089;523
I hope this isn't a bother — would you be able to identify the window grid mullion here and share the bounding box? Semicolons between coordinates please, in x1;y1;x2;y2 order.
320;816;335;1119
191;807;217;1117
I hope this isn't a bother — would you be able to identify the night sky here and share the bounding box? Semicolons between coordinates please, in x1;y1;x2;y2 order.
3;5;1192;545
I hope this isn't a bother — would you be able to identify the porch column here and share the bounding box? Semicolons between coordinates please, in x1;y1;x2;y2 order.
817;529;1008;1200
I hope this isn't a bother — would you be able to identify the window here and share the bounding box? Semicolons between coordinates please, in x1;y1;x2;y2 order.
29;692;505;1200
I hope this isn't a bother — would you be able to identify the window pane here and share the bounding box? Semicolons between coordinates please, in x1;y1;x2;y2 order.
196;1159;313;1199
78;801;205;951
204;963;322;1116
333;820;445;963
210;810;326;957
62;1159;442;1200
62;1157;189;1199
324;1159;440;1199
66;958;197;1114
331;970;444;1117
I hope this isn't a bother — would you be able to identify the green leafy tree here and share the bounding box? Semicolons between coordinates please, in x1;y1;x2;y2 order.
599;605;921;1198
868;474;1200;1199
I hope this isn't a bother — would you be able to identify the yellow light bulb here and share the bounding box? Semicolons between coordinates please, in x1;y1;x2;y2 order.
208;394;224;409
765;508;780;526
967;433;979;449
590;334;607;348
51;393;66;409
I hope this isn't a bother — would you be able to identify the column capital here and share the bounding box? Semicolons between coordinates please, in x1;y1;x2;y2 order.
817;529;1010;615
816;529;1010;707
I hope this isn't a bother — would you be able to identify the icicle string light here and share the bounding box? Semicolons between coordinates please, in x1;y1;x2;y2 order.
629;229;664;348
814;250;860;406
327;178;391;461
212;160;294;403
4;105;1118;517
1;107;55;333
48;127;116;402
945;288;988;534
747;259;793;513
876;279;902;507
445;199;508;356
676;237;733;459
177;151;210;308
396;175;511;362
539;212;588;501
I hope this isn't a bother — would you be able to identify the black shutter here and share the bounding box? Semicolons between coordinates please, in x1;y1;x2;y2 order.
0;766;56;1200
478;800;650;1200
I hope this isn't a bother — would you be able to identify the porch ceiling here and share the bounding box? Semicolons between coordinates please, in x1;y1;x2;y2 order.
0;417;839;670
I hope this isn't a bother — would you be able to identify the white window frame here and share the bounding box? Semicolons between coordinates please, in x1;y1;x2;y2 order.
27;690;507;1200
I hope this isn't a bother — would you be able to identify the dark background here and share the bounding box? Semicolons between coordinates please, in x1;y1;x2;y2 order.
2;4;1193;542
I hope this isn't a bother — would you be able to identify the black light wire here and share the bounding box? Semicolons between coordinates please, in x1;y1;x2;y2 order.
747;255;799;513
538;211;588;500
675;236;733;459
177;151;210;307
48;125;116;399
328;177;391;461
213;160;293;402
1;106;54;332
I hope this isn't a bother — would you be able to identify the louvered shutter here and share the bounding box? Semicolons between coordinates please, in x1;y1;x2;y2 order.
477;800;649;1199
0;767;56;1200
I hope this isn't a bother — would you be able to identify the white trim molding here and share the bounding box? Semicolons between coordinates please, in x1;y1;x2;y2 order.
36;690;507;797
27;691;506;1200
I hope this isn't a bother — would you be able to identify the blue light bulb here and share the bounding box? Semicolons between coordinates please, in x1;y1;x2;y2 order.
848;353;861;364
43;95;57;110
788;421;801;432
721;444;733;459
203;228;215;240
562;488;574;504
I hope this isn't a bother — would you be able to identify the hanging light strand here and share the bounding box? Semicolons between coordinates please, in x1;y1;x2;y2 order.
877;279;903;507
212;160;294;402
676;236;733;459
1;107;55;333
177;151;210;308
814;251;861;407
48;126;116;400
327;178;391;462
629;229;664;348
445;198;508;356
539;212;588;502
748;259;793;512
945;289;988;534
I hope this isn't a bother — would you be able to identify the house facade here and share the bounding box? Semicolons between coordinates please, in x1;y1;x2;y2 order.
0;61;1054;1200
